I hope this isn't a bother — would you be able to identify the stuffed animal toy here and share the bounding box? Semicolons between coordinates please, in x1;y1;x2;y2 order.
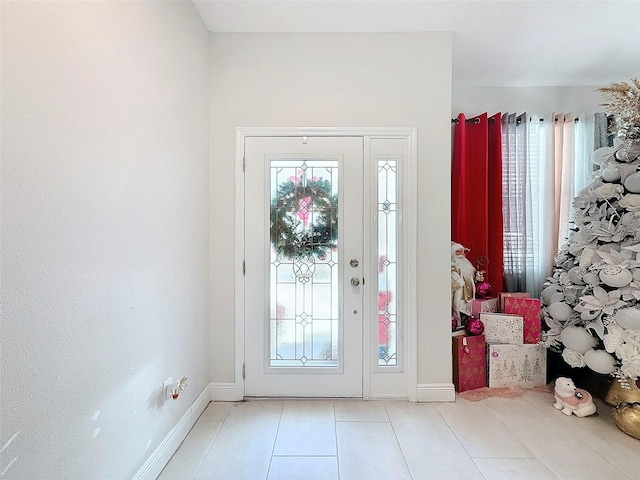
553;377;597;417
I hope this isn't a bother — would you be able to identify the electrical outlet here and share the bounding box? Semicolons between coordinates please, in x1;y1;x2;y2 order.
162;377;173;405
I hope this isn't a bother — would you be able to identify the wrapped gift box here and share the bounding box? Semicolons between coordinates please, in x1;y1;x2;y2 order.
503;296;542;344
497;292;531;312
488;344;547;388
471;297;498;317
452;334;487;392
480;312;523;344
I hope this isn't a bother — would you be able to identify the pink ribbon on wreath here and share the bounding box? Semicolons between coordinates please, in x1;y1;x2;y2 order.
297;196;312;227
288;170;317;227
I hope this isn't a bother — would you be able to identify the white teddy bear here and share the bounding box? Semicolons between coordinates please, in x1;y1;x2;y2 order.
553;377;597;417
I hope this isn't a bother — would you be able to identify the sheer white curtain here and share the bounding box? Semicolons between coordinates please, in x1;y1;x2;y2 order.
502;112;594;297
552;113;575;252
552;113;594;249
502;114;552;297
529;116;554;297
502;113;527;292
573;113;595;204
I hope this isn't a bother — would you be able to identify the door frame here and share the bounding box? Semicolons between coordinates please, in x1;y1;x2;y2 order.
234;127;417;400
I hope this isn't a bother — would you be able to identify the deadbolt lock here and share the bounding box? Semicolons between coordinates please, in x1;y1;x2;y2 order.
350;259;359;268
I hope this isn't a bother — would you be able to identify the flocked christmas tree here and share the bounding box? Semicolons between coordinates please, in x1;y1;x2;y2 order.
542;78;640;388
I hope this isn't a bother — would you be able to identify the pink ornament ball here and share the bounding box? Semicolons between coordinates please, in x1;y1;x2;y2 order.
476;281;492;299
465;317;485;336
451;316;459;331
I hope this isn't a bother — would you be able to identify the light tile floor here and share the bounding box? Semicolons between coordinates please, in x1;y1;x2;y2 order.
158;390;640;480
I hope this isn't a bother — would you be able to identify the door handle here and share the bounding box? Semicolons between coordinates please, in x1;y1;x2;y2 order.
351;277;360;286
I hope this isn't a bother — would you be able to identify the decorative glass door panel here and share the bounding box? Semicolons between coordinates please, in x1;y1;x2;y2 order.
377;158;398;366
270;159;339;367
244;136;364;397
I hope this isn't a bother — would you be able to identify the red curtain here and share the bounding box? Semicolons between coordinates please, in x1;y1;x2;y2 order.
451;112;504;294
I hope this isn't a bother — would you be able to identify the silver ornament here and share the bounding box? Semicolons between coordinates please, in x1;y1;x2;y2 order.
615;141;640;162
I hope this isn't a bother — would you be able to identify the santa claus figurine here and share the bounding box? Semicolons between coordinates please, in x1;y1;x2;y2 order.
451;242;476;327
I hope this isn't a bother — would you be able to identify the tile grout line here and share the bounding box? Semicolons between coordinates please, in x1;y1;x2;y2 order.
191;402;233;480
434;400;490;480
451;396;539;459
383;402;415;480
271;454;339;458
333;401;341;480
264;400;285;480
481;395;561;479
517;393;563;480
573;431;632;479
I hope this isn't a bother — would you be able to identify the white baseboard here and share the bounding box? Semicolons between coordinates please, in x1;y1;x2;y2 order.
416;383;456;402
133;383;211;480
210;381;243;401
367;393;410;401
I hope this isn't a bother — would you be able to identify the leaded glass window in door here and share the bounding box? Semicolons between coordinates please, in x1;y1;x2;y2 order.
378;158;397;366
269;159;339;367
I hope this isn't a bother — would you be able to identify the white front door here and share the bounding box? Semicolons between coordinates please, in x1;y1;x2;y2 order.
244;136;364;397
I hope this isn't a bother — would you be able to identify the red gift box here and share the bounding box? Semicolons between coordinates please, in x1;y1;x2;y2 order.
503;297;541;344
497;292;531;312
452;334;487;392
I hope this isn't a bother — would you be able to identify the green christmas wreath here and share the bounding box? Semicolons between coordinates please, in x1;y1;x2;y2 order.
270;177;338;258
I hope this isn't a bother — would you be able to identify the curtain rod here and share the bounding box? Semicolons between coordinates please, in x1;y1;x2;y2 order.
515;117;545;124
451;117;495;124
452;116;581;124
553;117;580;123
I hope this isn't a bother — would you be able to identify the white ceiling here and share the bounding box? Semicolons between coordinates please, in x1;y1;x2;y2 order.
193;0;640;88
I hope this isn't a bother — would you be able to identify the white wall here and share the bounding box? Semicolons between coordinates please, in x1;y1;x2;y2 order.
208;32;453;390
0;2;210;478
452;85;604;118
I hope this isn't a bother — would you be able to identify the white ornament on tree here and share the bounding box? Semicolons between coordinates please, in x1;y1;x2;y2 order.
560;326;598;354
584;349;617;374
615;307;640;329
